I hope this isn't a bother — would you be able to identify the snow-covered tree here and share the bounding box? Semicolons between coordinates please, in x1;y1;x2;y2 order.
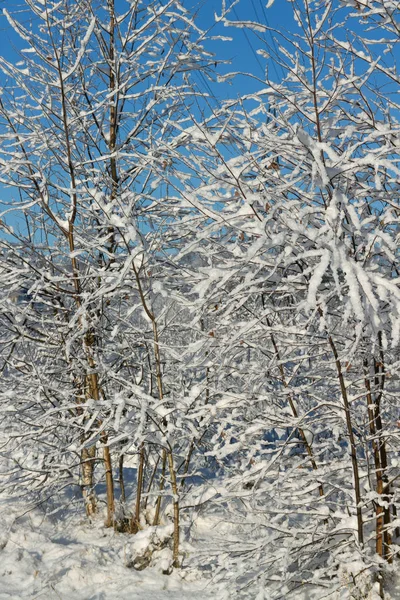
1;0;400;596
0;0;229;567
177;1;400;597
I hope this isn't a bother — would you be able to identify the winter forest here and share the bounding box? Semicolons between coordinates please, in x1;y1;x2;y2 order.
1;0;400;598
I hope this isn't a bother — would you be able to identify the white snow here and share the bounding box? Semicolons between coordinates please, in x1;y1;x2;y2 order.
0;497;213;600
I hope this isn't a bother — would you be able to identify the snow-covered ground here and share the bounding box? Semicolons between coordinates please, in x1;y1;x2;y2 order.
0;496;216;600
2;492;400;600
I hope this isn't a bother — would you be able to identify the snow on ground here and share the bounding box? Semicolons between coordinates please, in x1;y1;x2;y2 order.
2;491;400;600
0;496;215;600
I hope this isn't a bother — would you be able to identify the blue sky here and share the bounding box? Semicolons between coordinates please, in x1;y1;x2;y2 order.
0;0;296;235
0;0;309;238
0;0;295;99
192;0;297;99
0;0;398;238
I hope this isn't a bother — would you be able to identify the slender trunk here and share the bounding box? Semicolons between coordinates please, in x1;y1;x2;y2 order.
153;450;166;526
46;15;113;517
88;373;115;527
327;333;364;546
81;446;97;516
373;338;392;562
134;443;145;530
167;451;180;567
107;0;119;201
303;8;363;543
103;442;115;528
119;453;126;504
132;264;180;562
365;360;384;558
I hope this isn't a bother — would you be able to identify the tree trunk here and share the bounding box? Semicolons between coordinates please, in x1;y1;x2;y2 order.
81;446;97;516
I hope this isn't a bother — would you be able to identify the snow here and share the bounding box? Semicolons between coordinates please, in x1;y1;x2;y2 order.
62;18;96;81
1;1;400;599
305;250;330;309
0;498;213;600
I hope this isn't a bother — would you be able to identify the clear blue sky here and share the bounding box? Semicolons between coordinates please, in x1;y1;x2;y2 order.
192;0;296;99
0;0;295;99
0;0;393;235
0;0;294;234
